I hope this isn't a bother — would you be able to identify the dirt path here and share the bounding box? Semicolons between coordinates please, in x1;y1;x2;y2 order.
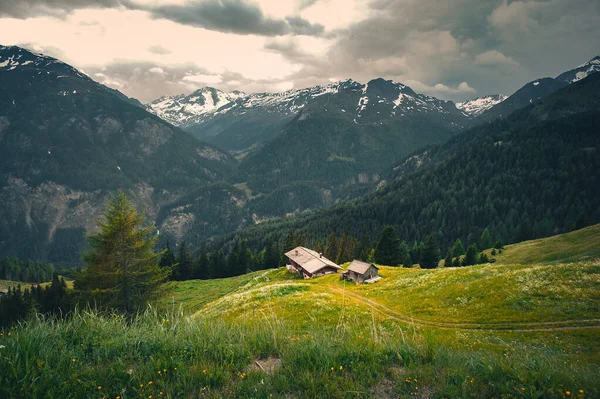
330;285;600;332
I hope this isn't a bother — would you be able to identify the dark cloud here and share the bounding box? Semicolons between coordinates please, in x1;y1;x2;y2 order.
146;0;323;37
0;0;124;18
0;0;325;37
285;16;324;36
272;0;600;101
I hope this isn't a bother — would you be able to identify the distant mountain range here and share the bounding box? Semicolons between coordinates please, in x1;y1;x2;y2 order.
456;94;508;117
1;43;599;264
147;78;470;153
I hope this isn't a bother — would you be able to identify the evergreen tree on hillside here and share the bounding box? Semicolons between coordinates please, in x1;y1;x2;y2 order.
374;226;402;266
210;249;227;278
263;235;280;268
444;252;453;268
420;234;439;269
159;241;177;278
480;228;493;250
76;194;167;313
195;244;210;280
403;252;413;268
410;241;424;265
324;233;339;261
462;244;479;266
451;239;465;258
176;242;192;281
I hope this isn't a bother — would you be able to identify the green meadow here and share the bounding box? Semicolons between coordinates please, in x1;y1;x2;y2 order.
1;226;599;398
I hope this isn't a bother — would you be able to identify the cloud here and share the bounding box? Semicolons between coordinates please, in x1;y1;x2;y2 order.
0;0;124;19
0;0;325;37
182;74;223;84
475;50;519;68
406;80;476;98
148;67;166;74
148;45;170;55
146;0;324;37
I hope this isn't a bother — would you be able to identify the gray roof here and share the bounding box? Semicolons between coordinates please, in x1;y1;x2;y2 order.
347;260;378;275
285;246;341;274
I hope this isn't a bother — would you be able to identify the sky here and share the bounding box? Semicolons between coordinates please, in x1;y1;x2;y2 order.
1;0;599;103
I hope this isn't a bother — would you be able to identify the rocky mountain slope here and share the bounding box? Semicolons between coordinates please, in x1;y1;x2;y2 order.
479;55;600;121
228;72;600;252
147;78;470;154
0;45;244;263
456;94;507;117
236;78;471;216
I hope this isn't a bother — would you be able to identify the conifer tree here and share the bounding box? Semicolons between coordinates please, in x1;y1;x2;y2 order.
480;228;493;250
451;239;465;258
402;252;413;268
176;242;192;281
76;193;167;313
374;225;402;266
324;233;339;261
444;252;453;267
462;244;479;266
420;234;439;269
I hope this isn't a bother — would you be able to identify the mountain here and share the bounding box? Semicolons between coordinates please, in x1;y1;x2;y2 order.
236;78;470;216
226;72;600;253
147;82;350;152
456;94;507;117
0;45;244;263
147;79;470;154
478;78;567;121
479;55;600;122
556;56;600;84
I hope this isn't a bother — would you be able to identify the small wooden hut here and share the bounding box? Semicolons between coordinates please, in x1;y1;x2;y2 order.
285;246;341;279
340;260;380;284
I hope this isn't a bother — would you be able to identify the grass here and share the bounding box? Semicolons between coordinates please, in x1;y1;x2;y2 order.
1;308;597;398
490;224;600;265
1;226;599;397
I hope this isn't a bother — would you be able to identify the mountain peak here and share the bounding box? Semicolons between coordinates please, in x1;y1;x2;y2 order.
456;94;508;117
556;55;600;84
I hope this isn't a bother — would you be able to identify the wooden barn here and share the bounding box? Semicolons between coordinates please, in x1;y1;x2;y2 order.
340;260;380;284
285;246;342;279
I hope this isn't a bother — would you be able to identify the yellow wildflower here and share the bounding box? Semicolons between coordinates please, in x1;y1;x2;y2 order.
567;391;571;396
148;381;153;385
98;386;102;390
71;358;76;363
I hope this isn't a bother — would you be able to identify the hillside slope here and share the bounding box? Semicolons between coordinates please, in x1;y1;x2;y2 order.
226;72;600;252
491;224;600;265
0;45;245;263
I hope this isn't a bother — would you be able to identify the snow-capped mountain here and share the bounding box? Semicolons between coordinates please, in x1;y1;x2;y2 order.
0;45;240;262
556;56;600;84
147;78;468;151
456;94;508;117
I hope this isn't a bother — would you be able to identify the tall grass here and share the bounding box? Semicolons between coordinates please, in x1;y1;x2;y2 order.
0;308;597;398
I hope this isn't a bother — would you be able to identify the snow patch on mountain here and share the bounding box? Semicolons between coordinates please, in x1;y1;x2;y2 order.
556;56;600;84
456;94;508;117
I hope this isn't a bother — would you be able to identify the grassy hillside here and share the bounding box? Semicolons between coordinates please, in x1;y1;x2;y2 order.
1;228;598;398
490;224;600;265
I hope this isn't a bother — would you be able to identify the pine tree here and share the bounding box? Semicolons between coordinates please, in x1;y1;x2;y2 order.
159;241;177;280
402;252;413;268
451;239;465;258
480;228;493;250
263;235;280;268
76;193;167;313
494;240;504;249
176;242;192;281
420;234;439;269
195;244;210;279
324;233;339;261
444;252;453;267
462;244;479;266
374;226;402;266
